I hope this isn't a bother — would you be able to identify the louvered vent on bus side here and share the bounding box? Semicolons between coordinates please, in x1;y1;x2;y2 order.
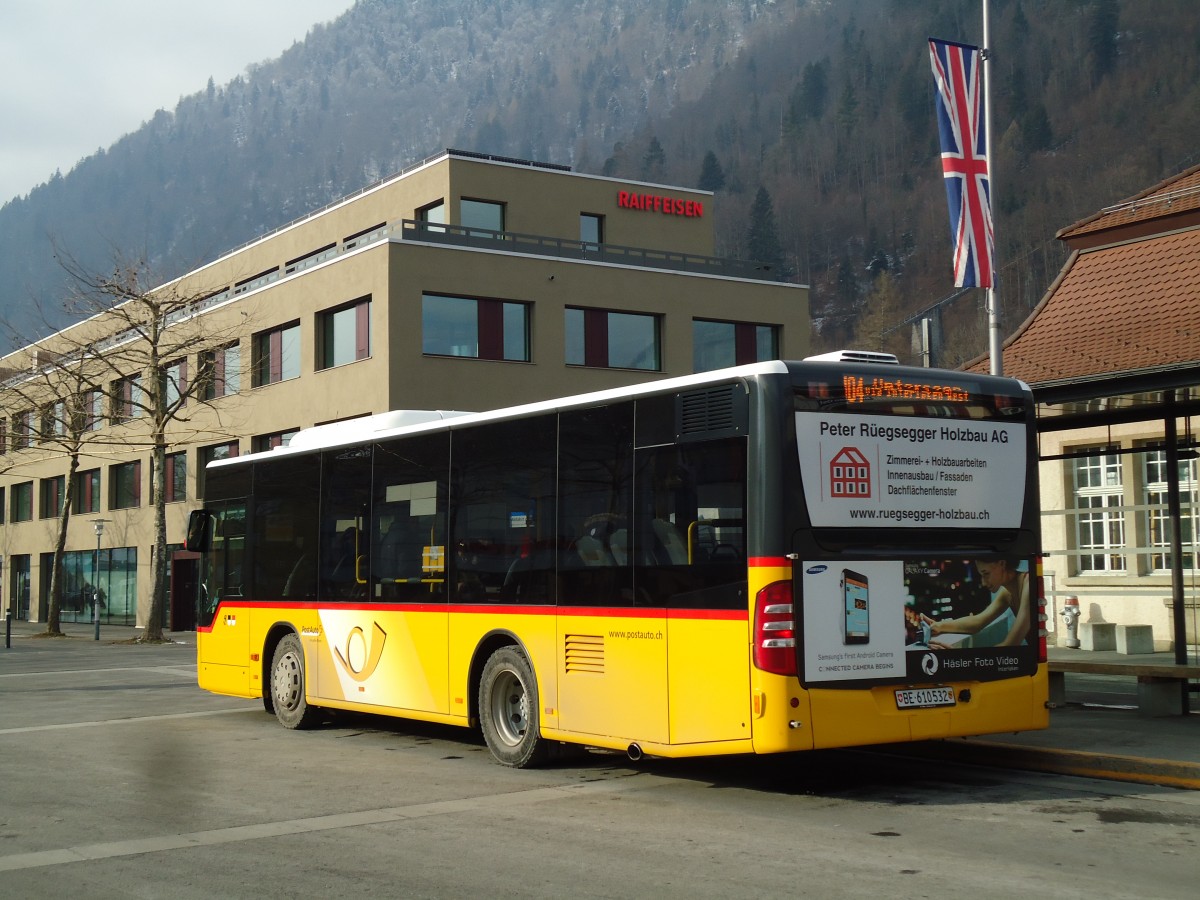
677;384;744;438
564;634;605;674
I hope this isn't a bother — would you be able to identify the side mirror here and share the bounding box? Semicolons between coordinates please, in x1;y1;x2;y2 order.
185;509;214;553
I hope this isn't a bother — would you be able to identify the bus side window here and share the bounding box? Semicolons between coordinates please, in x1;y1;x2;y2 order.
633;439;747;609
557;403;635;607
450;416;557;604
321;447;372;601
373;433;449;602
252;455;320;600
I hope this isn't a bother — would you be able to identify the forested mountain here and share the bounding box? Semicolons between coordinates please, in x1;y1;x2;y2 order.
2;0;1196;365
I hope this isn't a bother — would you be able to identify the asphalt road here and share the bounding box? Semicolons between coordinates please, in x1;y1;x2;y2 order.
2;636;1199;899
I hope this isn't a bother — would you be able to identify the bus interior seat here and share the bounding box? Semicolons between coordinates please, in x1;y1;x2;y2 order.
609;528;628;565
575;533;614;567
652;519;690;565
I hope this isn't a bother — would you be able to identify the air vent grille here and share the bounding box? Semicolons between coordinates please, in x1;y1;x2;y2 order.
564;634;605;674
679;385;737;435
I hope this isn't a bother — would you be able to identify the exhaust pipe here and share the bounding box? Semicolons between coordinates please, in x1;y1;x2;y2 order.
626;743;643;761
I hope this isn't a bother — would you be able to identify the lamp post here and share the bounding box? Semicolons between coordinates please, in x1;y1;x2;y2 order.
93;518;110;641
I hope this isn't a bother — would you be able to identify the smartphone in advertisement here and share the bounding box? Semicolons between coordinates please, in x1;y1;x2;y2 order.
842;569;869;644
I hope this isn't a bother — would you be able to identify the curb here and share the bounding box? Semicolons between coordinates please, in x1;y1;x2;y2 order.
888;738;1200;791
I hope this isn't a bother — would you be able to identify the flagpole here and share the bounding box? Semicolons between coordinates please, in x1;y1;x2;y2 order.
982;0;1002;376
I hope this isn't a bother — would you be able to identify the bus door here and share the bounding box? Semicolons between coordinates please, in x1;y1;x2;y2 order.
648;438;751;746
195;499;252;697
556;404;669;744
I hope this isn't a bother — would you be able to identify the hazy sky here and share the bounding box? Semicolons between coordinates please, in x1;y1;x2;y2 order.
0;0;357;204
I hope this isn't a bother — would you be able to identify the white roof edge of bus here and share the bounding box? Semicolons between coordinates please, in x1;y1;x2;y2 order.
803;349;899;365
210;360;790;467
284;409;473;451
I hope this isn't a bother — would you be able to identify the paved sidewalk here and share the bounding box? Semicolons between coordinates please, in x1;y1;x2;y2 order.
960;646;1200;789
5;617;1198;788
1;617;195;647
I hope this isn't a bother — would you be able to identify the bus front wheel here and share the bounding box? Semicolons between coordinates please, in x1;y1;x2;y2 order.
479;646;548;768
270;633;319;729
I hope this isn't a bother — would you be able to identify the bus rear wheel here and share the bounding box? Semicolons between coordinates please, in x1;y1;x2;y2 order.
270;633;319;729
479;646;549;768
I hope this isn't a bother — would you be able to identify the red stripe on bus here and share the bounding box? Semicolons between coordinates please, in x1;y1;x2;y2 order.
749;556;792;567
197;598;748;628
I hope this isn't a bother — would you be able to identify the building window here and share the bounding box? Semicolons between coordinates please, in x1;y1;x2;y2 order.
252;321;301;386
1070;446;1126;573
201;342;241;400
40;476;64;519
565;308;661;371
422;294;529;361
76;469;101;514
460;198;504;237
161;452;187;503
81;390;104;431
1141;444;1198;572
318;298;371;370
0;486;4;523
417;200;445;234
12;410;32;450
41;401;67;442
198;441;239;498
111;460;142;510
112;376;143;423
693;319;779;372
580;213;604;250
11;481;33;522
253;429;298;453
163;359;188;409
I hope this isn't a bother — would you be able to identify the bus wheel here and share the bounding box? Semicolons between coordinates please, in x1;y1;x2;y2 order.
270;633;318;729
479;646;548;768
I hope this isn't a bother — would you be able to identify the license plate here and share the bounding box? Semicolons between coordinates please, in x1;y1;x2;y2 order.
895;687;956;709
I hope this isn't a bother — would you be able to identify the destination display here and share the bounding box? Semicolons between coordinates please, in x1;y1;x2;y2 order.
794;411;1026;529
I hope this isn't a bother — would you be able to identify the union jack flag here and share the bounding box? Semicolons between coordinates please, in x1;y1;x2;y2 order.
929;38;993;288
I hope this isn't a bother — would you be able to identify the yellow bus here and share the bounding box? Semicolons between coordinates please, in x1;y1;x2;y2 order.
188;354;1047;766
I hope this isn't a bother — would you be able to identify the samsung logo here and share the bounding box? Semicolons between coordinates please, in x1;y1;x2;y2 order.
805;565;828;575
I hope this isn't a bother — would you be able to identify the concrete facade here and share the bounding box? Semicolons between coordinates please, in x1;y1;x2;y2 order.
0;150;808;628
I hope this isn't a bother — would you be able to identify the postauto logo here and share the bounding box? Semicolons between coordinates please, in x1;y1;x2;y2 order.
332;621;388;682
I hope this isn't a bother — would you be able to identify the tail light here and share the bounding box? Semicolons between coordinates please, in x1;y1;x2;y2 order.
1035;559;1047;664
754;580;796;676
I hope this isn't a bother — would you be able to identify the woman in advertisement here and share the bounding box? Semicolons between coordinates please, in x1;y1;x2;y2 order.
921;558;1030;648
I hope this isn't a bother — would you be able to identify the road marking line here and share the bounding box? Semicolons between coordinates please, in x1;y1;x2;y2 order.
0;665;197;679
0;774;655;872
0;706;259;735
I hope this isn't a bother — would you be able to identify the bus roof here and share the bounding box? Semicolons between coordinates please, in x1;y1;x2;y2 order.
211;360;790;468
210;356;1029;469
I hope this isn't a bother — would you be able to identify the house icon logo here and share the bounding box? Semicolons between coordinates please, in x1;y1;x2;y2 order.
830;447;871;498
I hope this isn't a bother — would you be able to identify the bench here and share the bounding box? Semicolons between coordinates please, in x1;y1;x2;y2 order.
1048;659;1200;717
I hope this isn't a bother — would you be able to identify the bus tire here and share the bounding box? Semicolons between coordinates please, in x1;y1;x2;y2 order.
479;646;548;768
270;633;319;729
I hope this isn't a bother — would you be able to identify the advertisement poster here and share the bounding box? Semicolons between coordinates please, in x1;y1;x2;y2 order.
795;411;1026;529
801;559;1037;686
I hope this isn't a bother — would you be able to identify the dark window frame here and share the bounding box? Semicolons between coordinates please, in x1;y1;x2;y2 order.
252;321;301;387
318;297;372;370
421;294;530;362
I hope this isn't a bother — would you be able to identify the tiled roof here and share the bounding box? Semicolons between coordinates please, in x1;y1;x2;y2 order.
968;165;1200;385
979;230;1200;383
1058;163;1200;242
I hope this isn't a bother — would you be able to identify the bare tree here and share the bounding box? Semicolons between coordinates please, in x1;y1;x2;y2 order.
0;346;109;634
40;250;249;641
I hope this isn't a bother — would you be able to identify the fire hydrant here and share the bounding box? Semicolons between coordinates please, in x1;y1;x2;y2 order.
1060;596;1081;648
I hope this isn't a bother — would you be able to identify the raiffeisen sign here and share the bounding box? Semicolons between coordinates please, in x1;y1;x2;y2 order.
616;190;704;218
